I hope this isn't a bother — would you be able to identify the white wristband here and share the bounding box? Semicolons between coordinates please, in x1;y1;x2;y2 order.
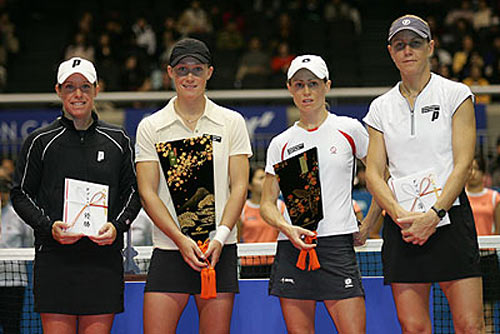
213;225;231;245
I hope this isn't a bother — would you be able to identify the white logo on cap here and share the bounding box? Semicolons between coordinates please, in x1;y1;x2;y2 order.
302;58;311;63
402;19;411;25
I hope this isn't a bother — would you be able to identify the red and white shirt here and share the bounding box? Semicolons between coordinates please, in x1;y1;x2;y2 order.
265;113;368;238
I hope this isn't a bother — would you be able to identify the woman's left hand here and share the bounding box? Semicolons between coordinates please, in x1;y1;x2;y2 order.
204;240;223;267
397;211;439;246
88;223;117;245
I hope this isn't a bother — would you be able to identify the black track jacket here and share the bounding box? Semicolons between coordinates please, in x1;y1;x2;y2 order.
11;112;141;252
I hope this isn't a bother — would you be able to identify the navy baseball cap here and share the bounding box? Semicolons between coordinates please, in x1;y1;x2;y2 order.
169;38;211;67
388;15;431;43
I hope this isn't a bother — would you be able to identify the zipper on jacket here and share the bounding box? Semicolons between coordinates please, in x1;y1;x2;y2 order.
410;108;415;136
403;96;417;137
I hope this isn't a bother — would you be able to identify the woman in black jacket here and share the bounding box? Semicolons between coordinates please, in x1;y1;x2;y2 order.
11;57;141;334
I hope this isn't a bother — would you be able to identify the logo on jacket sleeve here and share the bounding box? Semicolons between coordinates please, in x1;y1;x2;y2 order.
97;151;105;162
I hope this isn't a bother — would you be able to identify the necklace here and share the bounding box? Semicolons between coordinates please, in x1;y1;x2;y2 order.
174;101;203;125
400;83;420;99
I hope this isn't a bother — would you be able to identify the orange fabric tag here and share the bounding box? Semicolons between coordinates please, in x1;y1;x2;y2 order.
296;231;320;271
198;239;217;299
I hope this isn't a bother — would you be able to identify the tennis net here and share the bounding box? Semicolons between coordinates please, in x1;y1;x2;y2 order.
0;236;499;333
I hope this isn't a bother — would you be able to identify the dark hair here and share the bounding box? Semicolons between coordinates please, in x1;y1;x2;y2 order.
474;156;486;173
249;164;265;183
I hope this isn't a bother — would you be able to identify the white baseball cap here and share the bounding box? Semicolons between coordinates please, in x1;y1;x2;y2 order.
287;55;329;80
57;57;97;84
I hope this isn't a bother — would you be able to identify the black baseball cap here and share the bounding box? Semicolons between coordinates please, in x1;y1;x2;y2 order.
169;38;211;67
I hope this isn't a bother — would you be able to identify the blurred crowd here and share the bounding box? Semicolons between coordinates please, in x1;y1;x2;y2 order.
1;0;500;94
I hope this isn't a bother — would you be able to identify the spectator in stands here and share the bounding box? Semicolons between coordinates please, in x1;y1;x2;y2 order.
240;166;283;243
0;12;19;91
438;63;458;81
76;12;94;43
10;57;141;334
433;35;453;67
445;0;474;27
103;16;125;58
484;35;500;84
215;20;244;53
177;0;213;41
364;14;484;334
466;156;500;334
490;136;500;188
235;36;270;88
324;0;362;35
64;32;95;61
158;30;177;67
296;0;327;56
452;34;476;79
463;63;491;104
132;17;157;57
269;41;295;87
444;17;474;55
261;55;382;334
239;165;284;278
0;174;34;334
136;38;251;334
158;16;181;44
95;33;120;91
120;54;150;92
472;0;494;32
271;13;297;51
0;158;14;179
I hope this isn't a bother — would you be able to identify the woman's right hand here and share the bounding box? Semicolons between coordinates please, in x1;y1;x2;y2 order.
281;224;317;251
176;234;208;272
51;221;84;244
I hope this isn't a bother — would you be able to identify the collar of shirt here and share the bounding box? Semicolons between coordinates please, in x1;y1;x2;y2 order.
155;95;225;131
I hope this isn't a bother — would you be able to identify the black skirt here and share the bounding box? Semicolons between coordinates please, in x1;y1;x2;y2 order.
145;244;239;294
269;234;365;301
382;191;481;284
34;248;124;315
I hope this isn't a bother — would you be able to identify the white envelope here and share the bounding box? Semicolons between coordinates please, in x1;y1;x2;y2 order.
63;178;109;235
389;169;450;228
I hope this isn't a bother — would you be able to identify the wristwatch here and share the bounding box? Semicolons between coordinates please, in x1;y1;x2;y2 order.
431;206;446;220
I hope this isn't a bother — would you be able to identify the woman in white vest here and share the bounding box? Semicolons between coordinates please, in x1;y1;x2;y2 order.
363;14;484;333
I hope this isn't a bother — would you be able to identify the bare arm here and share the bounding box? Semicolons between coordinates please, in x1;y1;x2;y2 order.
432;98;476;210
365;127;410;222
136;161;206;271
354;157;383;245
205;154;249;266
260;173;315;251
